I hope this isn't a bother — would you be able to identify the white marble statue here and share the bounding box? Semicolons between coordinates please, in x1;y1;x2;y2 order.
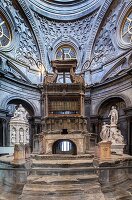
108;106;118;125
100;105;125;154
100;122;110;141
13;104;28;121
109;128;124;145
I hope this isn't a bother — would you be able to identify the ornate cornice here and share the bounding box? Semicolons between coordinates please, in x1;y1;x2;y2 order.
90;68;132;90
28;0;102;21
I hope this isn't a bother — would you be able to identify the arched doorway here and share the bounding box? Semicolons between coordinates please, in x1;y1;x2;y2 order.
0;98;40;154
6;99;36;151
7;99;34;117
52;140;77;155
98;97;128;153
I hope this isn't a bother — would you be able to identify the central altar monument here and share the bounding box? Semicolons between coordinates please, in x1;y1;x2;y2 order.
33;59;90;155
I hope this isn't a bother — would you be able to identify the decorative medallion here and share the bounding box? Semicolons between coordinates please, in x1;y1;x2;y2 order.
121;11;132;45
0;13;11;47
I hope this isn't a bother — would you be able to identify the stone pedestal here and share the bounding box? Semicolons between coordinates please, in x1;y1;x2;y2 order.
25;144;30;159
98;141;111;160
13;144;25;164
109;125;125;154
100;120;125;155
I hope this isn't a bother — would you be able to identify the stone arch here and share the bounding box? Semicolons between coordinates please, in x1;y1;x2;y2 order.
95;94;131;116
1;96;40;151
49;37;82;69
98;97;126;119
94;96;129;153
52;139;77;155
54;41;79;57
1;95;39;117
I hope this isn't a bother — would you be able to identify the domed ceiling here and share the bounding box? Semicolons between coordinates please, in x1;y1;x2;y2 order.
28;0;102;20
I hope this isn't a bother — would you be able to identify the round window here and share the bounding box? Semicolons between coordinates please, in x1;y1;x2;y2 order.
0;13;11;47
121;10;132;45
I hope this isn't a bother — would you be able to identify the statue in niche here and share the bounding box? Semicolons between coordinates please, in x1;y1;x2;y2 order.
13;104;28;121
26;128;30;143
100;122;110;141
11;127;16;144
100;106;124;145
19;128;24;143
108;106;118;125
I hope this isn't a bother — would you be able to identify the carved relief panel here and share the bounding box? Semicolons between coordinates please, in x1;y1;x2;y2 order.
1;0;40;70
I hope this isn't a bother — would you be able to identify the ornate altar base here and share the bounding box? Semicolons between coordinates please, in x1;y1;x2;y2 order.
42;133;89;155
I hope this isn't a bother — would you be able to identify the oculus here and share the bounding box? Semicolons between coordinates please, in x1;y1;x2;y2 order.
0;13;11;47
121;11;132;45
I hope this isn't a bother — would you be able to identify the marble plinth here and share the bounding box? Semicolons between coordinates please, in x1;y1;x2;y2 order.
98;141;111;161
111;144;125;155
12;144;25;164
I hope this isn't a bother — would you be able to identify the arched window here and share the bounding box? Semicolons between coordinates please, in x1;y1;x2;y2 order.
56;45;76;60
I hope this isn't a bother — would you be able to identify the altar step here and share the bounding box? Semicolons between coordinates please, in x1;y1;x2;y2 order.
19;174;103;200
31;166;96;176
31;153;94;160
19;158;105;200
27;173;98;184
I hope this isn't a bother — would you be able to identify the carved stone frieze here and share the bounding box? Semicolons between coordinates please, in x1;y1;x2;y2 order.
101;58;129;82
90;0;124;70
34;12;97;49
70;68;84;85
44;70;58;84
0;57;31;83
2;0;40;70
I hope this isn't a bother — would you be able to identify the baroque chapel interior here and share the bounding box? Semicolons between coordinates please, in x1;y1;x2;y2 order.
0;0;132;199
